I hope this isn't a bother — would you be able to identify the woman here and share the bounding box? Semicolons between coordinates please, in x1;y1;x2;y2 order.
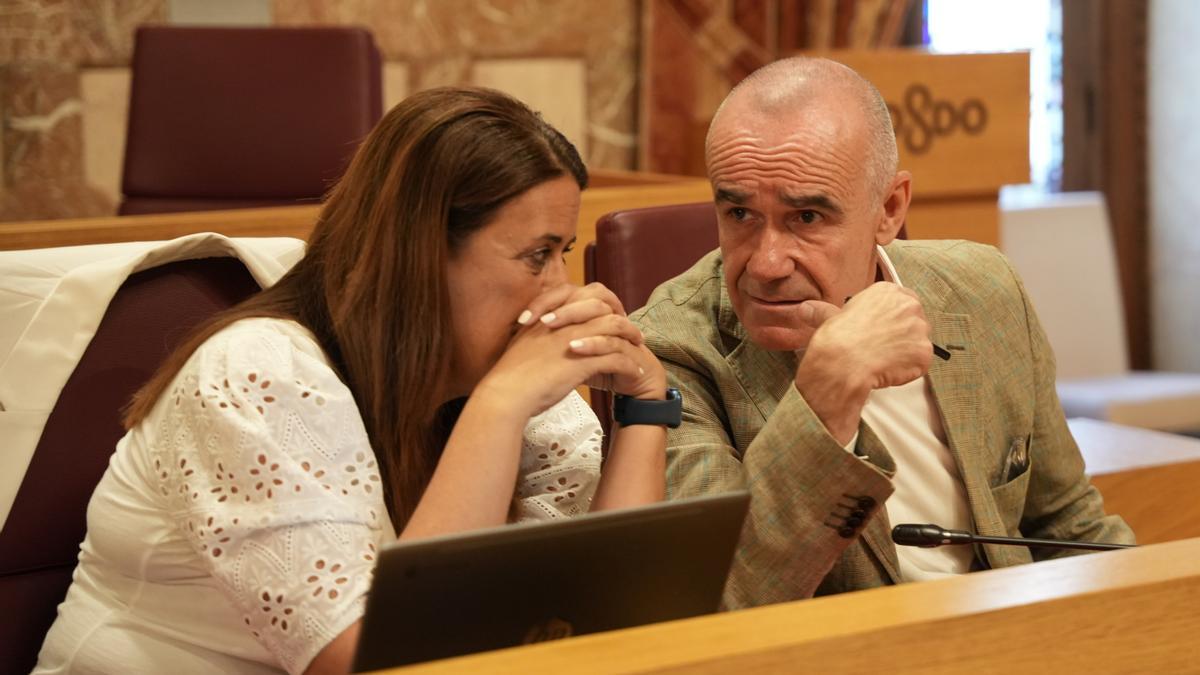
35;87;667;675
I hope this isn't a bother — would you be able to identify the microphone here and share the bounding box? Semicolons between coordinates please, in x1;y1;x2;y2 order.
891;523;1134;552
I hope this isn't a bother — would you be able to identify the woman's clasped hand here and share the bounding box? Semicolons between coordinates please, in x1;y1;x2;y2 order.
479;283;668;419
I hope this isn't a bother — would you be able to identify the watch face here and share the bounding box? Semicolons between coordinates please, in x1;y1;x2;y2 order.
614;389;682;428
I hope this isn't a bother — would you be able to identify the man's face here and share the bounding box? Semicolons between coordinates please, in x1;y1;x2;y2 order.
708;102;892;352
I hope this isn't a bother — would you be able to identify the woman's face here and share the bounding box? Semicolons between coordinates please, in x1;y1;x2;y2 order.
445;176;581;397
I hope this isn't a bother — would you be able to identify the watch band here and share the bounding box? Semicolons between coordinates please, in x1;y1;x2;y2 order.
612;388;682;428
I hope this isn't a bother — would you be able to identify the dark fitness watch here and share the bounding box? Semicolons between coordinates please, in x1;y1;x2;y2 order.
612;388;683;428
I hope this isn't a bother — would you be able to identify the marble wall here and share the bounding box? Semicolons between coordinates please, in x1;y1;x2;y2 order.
0;0;638;221
0;0;165;220
273;0;639;171
0;0;913;222
640;0;916;175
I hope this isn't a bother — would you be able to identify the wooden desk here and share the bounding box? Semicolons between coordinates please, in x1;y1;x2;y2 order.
365;418;1200;673
0;175;713;288
371;537;1200;674
1073;417;1200;545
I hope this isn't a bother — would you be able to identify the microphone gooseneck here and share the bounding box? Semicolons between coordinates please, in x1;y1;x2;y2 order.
890;523;972;547
891;523;1135;552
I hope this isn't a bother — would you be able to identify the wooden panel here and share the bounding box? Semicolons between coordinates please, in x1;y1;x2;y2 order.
813;49;1031;197
382;62;411;111
79;67;131;207
471;58;588;157
0;205;322;252
0;177;713;288
904;196;998;245
373;537;1200;674
1071;418;1200;545
1091;462;1200;545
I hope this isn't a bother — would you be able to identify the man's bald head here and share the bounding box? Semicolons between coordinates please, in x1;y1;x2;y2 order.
707;57;898;197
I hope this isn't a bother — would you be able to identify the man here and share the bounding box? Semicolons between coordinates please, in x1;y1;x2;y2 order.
630;57;1133;609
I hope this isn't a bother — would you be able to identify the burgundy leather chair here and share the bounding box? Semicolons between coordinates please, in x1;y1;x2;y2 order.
120;26;382;215
583;202;908;437
584;202;720;439
0;257;262;674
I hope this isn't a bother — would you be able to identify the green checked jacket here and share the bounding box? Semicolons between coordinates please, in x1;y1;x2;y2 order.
630;239;1134;609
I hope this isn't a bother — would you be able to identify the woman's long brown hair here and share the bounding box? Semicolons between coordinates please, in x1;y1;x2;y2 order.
123;87;587;532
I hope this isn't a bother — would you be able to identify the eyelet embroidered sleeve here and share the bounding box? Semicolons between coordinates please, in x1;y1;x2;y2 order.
146;319;388;675
514;390;603;520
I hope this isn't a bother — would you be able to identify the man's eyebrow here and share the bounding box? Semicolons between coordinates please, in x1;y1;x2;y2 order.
780;192;843;215
714;187;749;205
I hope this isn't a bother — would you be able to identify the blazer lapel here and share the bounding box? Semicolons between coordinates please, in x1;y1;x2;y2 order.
719;282;796;423
898;248;1008;566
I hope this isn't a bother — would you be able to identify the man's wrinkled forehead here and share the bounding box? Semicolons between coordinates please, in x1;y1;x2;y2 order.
705;108;864;201
706;85;856;162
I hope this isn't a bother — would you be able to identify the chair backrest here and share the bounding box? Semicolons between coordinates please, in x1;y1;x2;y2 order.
0;257;262;674
999;190;1129;379
586;202;720;314
120;26;382;215
584;202;720;438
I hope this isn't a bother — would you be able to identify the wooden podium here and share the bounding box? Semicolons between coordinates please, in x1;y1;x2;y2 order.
640;48;1030;247
371;537;1200;674
813;50;1031;246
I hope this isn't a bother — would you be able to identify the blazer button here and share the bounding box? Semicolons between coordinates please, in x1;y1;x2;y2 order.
845;516;864;529
850;509;867;519
857;497;877;510
838;526;856;538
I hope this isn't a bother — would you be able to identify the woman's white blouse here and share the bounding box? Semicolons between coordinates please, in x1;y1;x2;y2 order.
34;318;604;675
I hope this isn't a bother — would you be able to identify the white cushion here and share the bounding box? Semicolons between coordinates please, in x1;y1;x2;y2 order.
1002;189;1200;433
1000;189;1128;379
1059;372;1200;432
0;234;305;531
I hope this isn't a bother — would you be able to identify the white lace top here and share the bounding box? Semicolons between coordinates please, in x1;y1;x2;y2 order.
34;318;604;675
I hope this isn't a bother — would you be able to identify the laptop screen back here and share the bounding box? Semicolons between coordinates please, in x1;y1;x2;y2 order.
353;491;749;671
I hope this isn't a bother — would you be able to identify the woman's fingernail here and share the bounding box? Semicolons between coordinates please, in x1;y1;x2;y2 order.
569;339;585;349
540;312;557;324
517;310;533;325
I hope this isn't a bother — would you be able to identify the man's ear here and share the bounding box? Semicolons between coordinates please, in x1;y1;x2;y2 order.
875;170;912;246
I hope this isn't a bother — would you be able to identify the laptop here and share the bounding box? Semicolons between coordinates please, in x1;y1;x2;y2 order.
352;491;750;671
